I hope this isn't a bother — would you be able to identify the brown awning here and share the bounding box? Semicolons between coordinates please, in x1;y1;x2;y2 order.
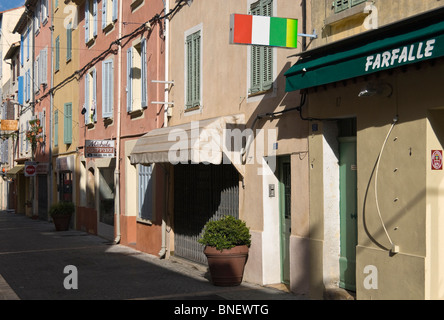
7;165;24;176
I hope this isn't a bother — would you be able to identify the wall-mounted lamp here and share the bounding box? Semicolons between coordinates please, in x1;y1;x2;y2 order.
81;106;87;115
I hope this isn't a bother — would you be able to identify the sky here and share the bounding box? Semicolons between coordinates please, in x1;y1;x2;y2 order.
0;0;25;12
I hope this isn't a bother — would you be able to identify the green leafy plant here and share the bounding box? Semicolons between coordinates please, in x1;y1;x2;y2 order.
198;215;251;251
49;201;75;217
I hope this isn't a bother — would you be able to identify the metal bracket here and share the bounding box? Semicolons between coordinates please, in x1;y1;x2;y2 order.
298;29;318;39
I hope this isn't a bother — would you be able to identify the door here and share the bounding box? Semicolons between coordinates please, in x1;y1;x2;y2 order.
339;137;358;291
279;156;291;284
38;175;48;220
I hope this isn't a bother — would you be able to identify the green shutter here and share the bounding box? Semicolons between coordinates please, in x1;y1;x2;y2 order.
185;31;201;109
67;24;72;61
250;0;273;94
64;103;72;144
54;110;58;147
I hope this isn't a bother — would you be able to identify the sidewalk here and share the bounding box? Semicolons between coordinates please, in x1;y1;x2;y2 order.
0;211;308;301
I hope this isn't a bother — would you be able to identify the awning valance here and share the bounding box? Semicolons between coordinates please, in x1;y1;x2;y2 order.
7;165;24;176
130;114;246;176
285;12;444;92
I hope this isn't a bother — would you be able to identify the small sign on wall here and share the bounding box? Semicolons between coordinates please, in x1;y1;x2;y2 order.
431;150;443;170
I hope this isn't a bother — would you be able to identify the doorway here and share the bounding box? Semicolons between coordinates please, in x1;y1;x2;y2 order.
338;119;357;291
278;156;291;284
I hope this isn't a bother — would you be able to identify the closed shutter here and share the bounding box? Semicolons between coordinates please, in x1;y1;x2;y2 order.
85;74;90;124
34;56;39;93
92;69;97;122
93;0;98;37
138;164;153;221
41;48;47;85
126;47;133;112
102;59;113;118
67;24;72;61
112;0;118;21
55;37;60;71
20;35;24;66
64;103;72;144
18;76;24;105
141;39;147;108
185;31;201;109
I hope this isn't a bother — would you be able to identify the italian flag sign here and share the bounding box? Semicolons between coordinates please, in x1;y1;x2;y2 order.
230;14;298;48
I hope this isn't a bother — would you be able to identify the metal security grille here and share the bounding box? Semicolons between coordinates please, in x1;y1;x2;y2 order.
174;164;239;265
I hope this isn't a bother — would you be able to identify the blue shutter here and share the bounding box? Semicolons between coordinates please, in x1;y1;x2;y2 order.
64;103;72;144
85;0;90;43
18;76;24;105
126;47;132;112
112;0;118;21
67;24;72;61
20;35;24;66
102;0;107;29
141;38;147;108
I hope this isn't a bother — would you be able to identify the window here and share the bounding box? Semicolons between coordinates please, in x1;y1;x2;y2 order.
84;69;97;124
102;0;118;30
55;36;60;71
185;29;201;110
138;164;153;222
249;0;273;95
64;102;72;144
102;59;113;118
54;110;58;147
334;0;366;13
126;39;147;112
85;0;98;43
67;23;72;61
34;55;39;93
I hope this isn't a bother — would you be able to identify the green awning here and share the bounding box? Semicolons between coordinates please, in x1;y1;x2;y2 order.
285;15;444;92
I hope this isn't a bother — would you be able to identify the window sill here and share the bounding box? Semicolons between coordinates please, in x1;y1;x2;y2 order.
128;108;143;118
248;88;272;98
185;105;200;112
131;0;144;11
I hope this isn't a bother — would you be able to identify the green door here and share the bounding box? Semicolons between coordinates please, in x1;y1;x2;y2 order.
279;156;291;284
339;137;357;291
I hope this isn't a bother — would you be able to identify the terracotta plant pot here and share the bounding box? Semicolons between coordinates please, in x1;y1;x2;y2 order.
52;214;72;231
204;245;249;286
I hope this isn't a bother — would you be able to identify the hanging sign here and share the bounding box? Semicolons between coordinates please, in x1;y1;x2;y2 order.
1;120;18;131
85;140;115;158
431;150;443;170
230;14;298;48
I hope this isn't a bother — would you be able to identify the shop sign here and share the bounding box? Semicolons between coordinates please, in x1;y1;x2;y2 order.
85;140;115;158
431;150;443;170
24;161;37;177
56;156;74;172
1;120;18;131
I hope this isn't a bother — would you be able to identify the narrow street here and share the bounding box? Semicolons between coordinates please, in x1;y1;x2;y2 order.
0;211;305;302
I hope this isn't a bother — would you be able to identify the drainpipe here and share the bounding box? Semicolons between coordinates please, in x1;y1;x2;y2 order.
158;0;169;259
114;0;123;244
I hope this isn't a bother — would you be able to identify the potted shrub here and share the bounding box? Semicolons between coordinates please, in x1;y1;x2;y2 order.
49;201;75;231
198;215;251;286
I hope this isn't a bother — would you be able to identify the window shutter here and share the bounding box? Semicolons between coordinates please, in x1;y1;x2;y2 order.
138;164;153;221
185;31;201;109
102;60;113;118
55;37;60;71
334;0;349;13
112;0;118;21
85;0;90;43
93;70;97;122
20;35;24;66
193;32;201;108
18;76;24;105
54;110;58;147
34;56;39;93
85;74;90;124
126;47;133;112
64;103;72;144
102;0;107;29
93;0;98;37
41;48;47;85
186;34;192;108
141;39;147;108
67;24;72;61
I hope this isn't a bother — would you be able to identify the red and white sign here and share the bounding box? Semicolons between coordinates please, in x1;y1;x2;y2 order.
24;161;37;177
431;150;443;170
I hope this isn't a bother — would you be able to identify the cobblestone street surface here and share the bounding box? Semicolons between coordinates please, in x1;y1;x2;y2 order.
0;211;307;302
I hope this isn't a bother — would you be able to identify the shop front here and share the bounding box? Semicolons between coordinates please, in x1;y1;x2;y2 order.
285;8;444;299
